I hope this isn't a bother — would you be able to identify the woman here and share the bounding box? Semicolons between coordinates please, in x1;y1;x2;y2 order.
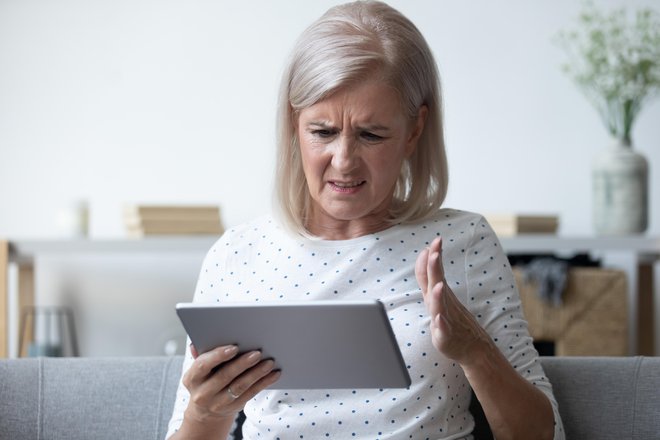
167;1;564;439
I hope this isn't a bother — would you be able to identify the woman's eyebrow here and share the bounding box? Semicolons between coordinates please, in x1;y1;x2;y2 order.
358;123;390;132
307;121;336;129
306;121;391;132
308;121;331;126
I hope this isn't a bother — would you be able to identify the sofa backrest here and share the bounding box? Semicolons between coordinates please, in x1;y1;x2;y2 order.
0;356;658;440
0;356;181;440
541;356;660;440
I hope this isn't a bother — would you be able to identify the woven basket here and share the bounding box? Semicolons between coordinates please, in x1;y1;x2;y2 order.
514;267;628;356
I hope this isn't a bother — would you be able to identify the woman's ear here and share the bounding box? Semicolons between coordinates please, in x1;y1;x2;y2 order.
405;105;428;157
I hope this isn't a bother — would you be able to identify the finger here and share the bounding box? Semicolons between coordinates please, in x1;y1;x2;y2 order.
184;345;239;388
428;280;443;325
431;284;456;354
428;237;443;263
432;313;446;337
415;247;430;294
231;369;282;408
186;350;270;418
223;358;277;401
436;286;453;332
190;343;199;359
427;238;446;285
432;312;451;348
427;251;439;289
436;237;446;280
437;280;464;324
202;350;264;396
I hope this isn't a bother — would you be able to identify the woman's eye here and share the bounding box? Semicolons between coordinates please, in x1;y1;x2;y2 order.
361;131;383;141
312;129;335;138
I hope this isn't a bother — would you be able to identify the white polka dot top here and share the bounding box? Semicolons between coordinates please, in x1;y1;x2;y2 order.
166;208;565;440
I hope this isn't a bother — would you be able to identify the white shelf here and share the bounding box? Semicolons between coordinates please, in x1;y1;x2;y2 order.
8;236;219;263
6;234;659;286
500;235;660;256
8;235;659;259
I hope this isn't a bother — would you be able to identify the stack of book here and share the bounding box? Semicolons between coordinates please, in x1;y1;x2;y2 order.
484;213;559;237
124;205;224;237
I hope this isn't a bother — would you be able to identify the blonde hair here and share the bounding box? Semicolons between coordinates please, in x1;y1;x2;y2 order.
275;0;448;236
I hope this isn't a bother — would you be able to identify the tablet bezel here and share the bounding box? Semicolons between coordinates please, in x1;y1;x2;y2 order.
176;299;411;389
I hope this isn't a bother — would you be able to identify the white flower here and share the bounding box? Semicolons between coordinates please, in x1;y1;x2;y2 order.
556;2;660;142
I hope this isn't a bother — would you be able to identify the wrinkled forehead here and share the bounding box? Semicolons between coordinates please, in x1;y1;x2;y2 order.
294;78;407;127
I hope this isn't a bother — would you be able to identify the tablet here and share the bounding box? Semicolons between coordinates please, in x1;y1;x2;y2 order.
176;300;411;389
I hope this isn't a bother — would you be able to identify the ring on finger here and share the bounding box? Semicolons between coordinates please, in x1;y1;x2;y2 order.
227;385;240;400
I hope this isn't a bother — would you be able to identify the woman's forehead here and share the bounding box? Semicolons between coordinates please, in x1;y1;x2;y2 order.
298;80;405;123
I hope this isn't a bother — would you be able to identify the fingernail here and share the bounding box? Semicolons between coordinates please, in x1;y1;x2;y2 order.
247;350;262;361
224;345;238;355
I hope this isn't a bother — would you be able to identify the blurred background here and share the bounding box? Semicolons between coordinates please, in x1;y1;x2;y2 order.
1;0;659;357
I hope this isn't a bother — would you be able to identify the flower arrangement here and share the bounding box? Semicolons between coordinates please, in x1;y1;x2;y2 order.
556;2;660;144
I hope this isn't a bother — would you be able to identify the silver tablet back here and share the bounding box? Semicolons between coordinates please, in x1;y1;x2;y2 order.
176;300;411;389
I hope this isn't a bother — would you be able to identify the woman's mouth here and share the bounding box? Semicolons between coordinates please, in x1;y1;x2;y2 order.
329;180;366;193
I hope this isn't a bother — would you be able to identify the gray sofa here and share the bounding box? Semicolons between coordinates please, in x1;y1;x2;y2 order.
1;356;658;440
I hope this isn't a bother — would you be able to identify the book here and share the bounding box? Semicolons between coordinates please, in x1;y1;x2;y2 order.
123;204;224;237
484;213;559;237
125;219;223;234
123;205;221;221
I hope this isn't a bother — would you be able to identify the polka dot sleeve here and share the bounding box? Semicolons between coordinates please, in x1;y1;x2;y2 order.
465;216;565;440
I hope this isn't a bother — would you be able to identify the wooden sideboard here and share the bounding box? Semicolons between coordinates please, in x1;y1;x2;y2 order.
0;241;7;357
2;236;659;357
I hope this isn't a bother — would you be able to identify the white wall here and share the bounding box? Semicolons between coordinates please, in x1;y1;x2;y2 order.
1;0;659;237
1;0;659;356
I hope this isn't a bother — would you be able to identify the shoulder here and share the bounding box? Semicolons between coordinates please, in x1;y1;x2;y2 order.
417;208;499;256
419;207;487;231
208;214;300;254
203;215;282;256
219;215;280;241
383;208;491;257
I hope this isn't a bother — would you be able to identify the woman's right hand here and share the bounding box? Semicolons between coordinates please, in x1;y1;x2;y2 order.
181;344;281;429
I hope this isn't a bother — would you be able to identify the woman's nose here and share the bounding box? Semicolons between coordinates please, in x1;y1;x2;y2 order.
331;135;359;172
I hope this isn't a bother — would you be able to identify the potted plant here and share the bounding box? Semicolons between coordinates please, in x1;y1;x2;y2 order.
557;2;660;234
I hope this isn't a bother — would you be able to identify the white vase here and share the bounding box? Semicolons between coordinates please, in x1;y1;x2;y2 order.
592;138;649;235
56;199;89;238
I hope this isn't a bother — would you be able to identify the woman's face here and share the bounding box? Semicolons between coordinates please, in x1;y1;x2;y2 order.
296;79;426;239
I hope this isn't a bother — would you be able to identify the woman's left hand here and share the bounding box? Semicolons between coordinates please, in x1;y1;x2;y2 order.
415;237;491;365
